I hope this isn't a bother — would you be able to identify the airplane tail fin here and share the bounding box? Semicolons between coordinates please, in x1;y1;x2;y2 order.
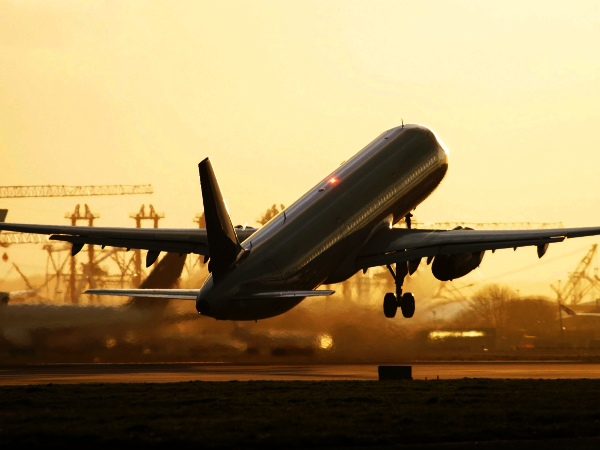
199;158;242;281
0;209;7;223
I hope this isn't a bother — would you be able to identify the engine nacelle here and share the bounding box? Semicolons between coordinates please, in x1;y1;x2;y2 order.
431;251;485;281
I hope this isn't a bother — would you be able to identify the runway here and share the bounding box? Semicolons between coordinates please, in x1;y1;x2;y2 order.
2;362;600;385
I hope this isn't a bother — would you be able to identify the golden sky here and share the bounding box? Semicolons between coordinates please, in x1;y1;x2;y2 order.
1;0;600;294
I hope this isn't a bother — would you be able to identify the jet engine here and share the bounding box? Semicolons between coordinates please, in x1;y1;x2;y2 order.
431;251;485;281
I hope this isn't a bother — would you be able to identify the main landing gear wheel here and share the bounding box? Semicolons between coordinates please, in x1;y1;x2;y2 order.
400;292;415;318
383;292;397;318
383;263;416;319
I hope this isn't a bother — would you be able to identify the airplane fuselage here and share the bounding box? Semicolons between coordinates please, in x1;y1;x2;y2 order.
198;124;449;320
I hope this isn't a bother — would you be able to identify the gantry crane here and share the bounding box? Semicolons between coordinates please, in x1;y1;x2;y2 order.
184;212;207;275
0;184;152;199
37;204;165;304
0;184;153;302
130;205;165;287
551;244;600;307
0;184;153;247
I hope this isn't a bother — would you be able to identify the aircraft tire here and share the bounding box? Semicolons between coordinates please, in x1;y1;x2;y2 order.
383;293;397;318
401;293;415;318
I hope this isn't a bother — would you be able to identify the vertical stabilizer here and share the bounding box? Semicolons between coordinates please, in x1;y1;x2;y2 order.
0;209;7;223
199;158;241;281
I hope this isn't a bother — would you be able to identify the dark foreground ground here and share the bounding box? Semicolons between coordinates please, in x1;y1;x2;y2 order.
2;379;600;449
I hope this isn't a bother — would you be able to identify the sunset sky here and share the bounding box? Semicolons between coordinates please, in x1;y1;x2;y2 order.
1;0;600;296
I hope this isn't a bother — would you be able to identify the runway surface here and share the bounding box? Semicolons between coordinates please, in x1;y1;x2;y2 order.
2;362;600;384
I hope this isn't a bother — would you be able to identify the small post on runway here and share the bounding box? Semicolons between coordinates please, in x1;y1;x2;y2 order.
378;366;412;380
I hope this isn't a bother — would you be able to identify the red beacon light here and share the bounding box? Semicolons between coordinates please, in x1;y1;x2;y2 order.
328;177;338;185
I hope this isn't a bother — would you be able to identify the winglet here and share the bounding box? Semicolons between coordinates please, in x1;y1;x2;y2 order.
199;158;242;281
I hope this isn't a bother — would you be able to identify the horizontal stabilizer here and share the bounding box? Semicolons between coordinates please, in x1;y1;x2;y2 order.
85;289;199;300
248;290;335;299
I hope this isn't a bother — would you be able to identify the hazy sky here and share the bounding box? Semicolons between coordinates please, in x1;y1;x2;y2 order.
2;0;600;294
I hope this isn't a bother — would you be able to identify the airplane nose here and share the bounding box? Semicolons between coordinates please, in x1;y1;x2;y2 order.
408;124;449;161
429;127;449;161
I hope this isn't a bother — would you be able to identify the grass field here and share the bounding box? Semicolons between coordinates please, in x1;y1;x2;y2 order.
2;379;600;448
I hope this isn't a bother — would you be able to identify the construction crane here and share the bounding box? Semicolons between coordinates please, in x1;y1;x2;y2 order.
0;184;153;303
39;204;165;303
0;184;153;199
0;184;153;247
551;244;600;307
130;204;165;287
184;212;207;275
64;204;99;302
433;281;476;304
1;232;49;246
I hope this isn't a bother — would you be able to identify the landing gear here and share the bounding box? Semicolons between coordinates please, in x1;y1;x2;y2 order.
383;293;397;318
382;263;416;319
400;292;415;318
382;292;415;318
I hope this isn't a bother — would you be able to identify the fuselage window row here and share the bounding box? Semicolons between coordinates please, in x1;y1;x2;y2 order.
293;154;438;273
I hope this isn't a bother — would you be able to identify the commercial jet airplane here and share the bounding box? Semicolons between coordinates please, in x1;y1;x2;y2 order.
3;124;600;321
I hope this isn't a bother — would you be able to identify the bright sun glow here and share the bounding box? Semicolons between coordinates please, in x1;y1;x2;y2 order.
328;177;338;184
428;331;485;340
317;334;334;349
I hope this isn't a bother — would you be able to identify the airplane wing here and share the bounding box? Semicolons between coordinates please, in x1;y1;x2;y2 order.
356;226;600;270
0;222;257;260
85;289;335;300
85;289;200;300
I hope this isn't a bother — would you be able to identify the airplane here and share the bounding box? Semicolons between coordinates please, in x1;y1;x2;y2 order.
3;123;600;322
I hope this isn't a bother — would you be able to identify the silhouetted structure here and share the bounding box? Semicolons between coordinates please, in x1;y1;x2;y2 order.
551;244;600;306
0;184;152;198
130;205;165;287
